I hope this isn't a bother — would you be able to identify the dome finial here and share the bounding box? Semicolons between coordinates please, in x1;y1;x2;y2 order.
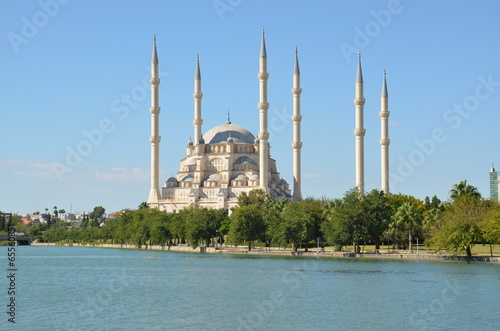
227;109;231;124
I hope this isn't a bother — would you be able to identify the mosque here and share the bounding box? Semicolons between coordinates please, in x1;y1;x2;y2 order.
147;31;302;212
146;31;391;212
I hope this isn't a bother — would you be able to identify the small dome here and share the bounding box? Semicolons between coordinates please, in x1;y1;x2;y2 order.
234;156;256;165
199;136;205;144
166;177;178;183
203;123;256;144
186;157;197;166
206;173;222;181
187;137;193;146
181;175;194;182
280;178;288;185
233;174;248;181
227;133;234;143
254;137;259;144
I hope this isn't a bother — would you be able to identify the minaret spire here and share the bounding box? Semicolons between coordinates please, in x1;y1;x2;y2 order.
147;36;161;206
380;68;390;194
292;47;302;201
258;29;270;191
354;51;366;194
193;53;203;145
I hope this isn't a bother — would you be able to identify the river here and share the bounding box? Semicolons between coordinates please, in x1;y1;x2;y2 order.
0;246;498;330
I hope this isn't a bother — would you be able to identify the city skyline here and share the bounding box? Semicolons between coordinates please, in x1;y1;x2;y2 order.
2;1;500;215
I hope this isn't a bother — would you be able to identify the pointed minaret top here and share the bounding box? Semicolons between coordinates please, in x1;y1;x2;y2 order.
227;110;231;124
195;53;201;80
260;28;267;57
152;36;158;64
491;163;496;173
294;47;300;75
356;51;363;83
382;68;388;97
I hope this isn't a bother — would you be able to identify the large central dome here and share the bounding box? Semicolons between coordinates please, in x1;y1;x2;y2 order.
203;123;256;144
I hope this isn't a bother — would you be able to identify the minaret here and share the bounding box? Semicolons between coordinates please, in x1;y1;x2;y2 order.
258;29;270;191
354;52;366;194
147;36;161;205
380;69;390;194
292;47;302;201
193;54;203;145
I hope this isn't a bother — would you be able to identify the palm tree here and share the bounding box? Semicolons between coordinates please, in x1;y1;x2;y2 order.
450;180;481;201
394;202;422;253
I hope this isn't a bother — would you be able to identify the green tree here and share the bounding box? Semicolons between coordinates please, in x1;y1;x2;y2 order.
428;196;485;257
321;188;367;252
89;206;106;224
149;209;172;247
228;204;265;250
363;190;391;251
482;205;500;256
262;198;289;248
393;202;423;253
184;205;222;248
450;180;481;201
138;202;149;210
279;199;323;252
236;189;270;207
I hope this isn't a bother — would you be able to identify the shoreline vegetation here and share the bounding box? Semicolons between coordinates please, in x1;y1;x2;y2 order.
3;182;500;260
31;242;500;262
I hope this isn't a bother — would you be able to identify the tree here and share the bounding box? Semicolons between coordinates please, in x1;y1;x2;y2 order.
262;198;289;248
236;189;269;207
321;188;367;252
450;180;481;201
363;190;391;251
279;199;323;252
184;205;222;248
89;206;106;223
228;204;265;250
393;202;423;253
482;204;500;256
428;196;485;257
138;202;149;210
149;209;172;248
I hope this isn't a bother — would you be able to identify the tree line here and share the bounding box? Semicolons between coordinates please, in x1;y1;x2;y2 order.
6;181;500;256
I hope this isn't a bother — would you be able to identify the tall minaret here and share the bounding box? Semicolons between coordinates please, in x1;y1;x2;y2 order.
380;69;390;194
147;36;161;205
292;47;302;201
354;52;366;194
193;54;203;145
258;29;270;191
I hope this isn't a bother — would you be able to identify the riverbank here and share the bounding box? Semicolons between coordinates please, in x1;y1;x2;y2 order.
31;242;500;262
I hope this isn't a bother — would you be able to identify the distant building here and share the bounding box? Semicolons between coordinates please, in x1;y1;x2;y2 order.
489;165;499;201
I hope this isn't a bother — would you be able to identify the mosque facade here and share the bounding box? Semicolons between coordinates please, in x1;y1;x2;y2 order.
147;32;300;212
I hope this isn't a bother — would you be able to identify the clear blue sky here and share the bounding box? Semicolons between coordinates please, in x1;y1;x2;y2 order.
1;0;500;215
